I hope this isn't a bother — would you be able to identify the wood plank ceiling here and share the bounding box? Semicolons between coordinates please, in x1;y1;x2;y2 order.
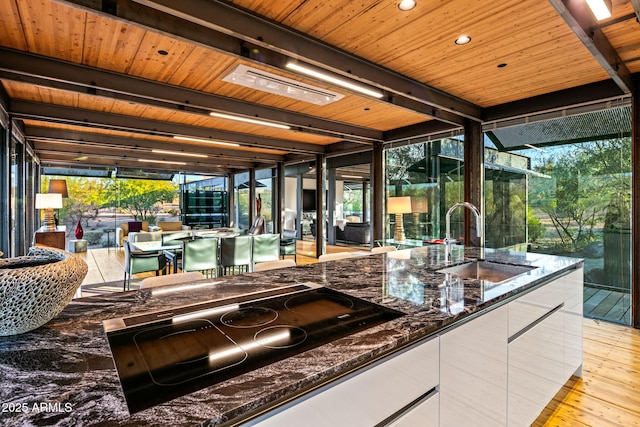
0;0;638;175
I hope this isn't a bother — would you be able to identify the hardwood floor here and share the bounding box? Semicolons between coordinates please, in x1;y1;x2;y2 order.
534;319;640;426
76;245;640;427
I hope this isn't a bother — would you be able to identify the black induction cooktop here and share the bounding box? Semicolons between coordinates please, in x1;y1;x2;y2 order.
104;284;404;414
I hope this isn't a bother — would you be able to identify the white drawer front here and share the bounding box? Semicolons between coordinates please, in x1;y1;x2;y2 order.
508;277;564;337
248;337;439;427
388;392;439;427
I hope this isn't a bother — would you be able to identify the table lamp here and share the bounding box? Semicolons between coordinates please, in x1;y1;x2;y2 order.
47;179;69;198
36;193;63;231
387;196;412;241
411;196;429;236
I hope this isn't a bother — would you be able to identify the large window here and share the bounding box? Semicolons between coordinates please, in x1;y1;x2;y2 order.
487;105;632;325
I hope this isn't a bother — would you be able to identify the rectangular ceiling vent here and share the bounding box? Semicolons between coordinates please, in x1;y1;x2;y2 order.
222;64;344;105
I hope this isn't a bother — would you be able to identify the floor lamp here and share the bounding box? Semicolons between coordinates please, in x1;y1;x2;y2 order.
387;196;412;241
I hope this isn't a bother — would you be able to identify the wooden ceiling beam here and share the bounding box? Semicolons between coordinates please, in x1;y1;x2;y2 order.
483;79;627;123
0;47;382;144
10;100;326;154
57;0;480;124
548;0;634;93
24;126;283;164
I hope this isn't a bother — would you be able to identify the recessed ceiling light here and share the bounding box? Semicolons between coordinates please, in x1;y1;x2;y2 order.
157;50;169;56
497;63;508;68
138;159;187;165
209;112;290;129
285;62;384;99
398;0;416;11
455;35;472;45
151;149;208;158
173;136;240;147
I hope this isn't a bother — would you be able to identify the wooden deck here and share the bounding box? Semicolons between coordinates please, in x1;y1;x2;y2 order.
584;286;631;326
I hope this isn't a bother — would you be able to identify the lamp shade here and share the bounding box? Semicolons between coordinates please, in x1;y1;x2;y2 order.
387;196;412;214
35;193;63;209
48;179;69;198
411;196;429;213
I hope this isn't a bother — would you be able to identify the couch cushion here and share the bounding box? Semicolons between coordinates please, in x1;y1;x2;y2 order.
128;221;143;232
157;221;183;231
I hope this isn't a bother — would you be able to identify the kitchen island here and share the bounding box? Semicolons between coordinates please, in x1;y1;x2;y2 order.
0;245;582;426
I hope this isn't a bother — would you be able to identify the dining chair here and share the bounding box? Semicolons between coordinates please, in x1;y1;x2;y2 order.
318;252;354;262
140;271;205;289
123;239;166;291
182;238;220;278
254;259;296;272
220;235;253;275
371;245;398;254
162;231;192;274
251;233;280;267
279;233;296;261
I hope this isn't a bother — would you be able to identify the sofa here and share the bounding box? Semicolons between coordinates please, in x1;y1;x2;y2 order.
118;221;191;247
0;247;88;336
344;222;370;245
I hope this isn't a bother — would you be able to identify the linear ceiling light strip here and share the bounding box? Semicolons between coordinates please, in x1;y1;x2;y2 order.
285;62;384;99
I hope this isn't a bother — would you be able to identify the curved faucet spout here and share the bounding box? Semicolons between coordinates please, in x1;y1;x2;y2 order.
444;202;483;262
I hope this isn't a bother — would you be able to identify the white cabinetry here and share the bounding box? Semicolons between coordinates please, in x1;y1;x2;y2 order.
507;267;583;427
246;336;439;427
440;305;509;427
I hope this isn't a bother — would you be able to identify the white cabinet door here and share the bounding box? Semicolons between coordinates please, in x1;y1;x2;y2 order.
440;305;508;427
563;267;584;380
388;392;439;427
247;337;439;427
508;309;564;427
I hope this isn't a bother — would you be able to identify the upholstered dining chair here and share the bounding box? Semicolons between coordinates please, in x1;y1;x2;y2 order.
181;238;219;278
251;233;280;267
123;239;166;291
162;231;192;273
220;235;252;275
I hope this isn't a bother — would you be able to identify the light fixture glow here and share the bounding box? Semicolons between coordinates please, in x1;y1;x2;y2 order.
524;144;546;152
398;0;416;11
151;149;208;158
285;62;384;99
173;136;240;147
173;304;239;324
137;159;187;165
209;112;290;129
152;281;223;296
455;35;472;45
341;175;364;179
586;0;612;20
223;64;344;105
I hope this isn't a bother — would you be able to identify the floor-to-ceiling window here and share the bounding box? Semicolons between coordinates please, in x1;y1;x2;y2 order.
234;171;250;230
486;104;632;325
256;168;275;233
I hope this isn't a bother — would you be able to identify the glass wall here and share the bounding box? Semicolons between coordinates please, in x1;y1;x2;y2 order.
234;171;250;229
256;168;275;233
487;105;632;325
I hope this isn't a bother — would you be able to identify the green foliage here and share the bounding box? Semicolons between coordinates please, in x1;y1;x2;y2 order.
527;207;545;243
106;179;178;221
83;231;103;245
529;138;631;253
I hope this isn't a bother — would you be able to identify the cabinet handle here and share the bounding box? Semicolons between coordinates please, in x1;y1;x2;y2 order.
375;386;438;426
508;303;564;344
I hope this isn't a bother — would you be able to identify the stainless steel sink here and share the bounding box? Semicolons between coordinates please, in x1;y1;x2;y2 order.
437;260;536;283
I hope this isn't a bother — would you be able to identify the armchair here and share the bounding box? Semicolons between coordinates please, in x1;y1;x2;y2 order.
117;221;149;247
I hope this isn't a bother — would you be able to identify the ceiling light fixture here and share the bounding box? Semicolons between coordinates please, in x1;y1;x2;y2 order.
222;64;344;105
285;62;384;99
137;159;187;165
586;0;612;20
398;0;416;11
151;149;208;158
173;136;240;147
455;35;472;45
209;112;290;129
341;175;364;179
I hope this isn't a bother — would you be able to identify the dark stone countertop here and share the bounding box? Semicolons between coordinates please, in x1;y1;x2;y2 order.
0;245;582;426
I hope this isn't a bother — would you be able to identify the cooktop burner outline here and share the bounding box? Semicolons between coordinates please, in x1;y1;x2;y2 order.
105;285;404;414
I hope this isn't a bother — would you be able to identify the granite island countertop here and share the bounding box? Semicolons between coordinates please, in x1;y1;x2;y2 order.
0;245;582;426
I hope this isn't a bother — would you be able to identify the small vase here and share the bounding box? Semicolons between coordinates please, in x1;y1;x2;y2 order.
75;218;84;240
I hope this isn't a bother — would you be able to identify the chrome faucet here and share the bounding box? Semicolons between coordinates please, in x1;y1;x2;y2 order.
444;202;483;263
